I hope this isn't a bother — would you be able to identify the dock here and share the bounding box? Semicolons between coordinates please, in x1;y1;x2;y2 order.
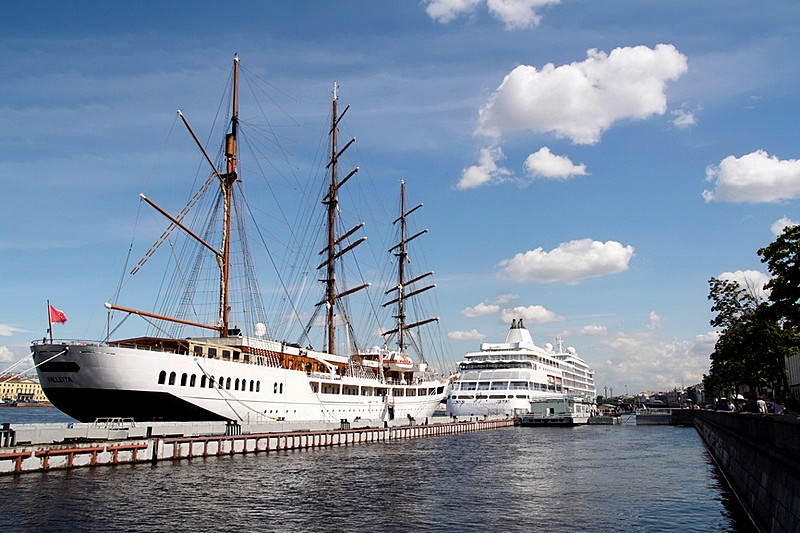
0;417;514;475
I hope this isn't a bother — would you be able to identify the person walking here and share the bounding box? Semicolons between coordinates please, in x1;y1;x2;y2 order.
757;396;768;414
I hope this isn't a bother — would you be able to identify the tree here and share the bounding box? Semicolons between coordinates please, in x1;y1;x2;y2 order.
706;277;791;400
759;224;800;331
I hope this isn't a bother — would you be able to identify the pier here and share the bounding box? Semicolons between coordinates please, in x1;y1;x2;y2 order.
0;417;514;475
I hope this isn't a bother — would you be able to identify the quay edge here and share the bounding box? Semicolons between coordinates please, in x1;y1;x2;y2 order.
0;417;514;475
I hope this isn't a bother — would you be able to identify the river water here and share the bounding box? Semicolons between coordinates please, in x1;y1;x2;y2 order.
1;408;751;532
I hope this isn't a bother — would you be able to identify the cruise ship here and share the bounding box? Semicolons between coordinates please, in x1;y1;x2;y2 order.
31;56;448;424
446;319;595;418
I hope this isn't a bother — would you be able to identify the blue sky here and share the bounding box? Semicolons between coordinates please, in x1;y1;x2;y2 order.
2;1;800;395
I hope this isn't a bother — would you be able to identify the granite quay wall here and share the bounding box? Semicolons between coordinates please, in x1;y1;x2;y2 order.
694;410;800;533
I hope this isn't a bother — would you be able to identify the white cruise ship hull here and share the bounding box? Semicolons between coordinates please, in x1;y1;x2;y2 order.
33;342;448;424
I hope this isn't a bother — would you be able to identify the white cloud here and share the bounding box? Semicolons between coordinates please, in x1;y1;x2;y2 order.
461;302;500;318
448;329;486;341
0;346;13;362
476;44;688;144
500;305;561;324
703;150;800;203
489;293;518;305
498;238;635;283
424;0;560;29
771;216;799;236
523;147;587;180
598;331;710;393
457;145;511;189
647;311;662;330
671;108;697;129
718;269;771;301
0;324;28;336
579;324;607;336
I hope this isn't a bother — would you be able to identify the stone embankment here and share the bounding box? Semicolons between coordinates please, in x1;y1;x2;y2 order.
694;410;800;533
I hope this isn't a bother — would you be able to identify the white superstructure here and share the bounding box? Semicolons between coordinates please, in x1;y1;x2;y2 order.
446;319;595;418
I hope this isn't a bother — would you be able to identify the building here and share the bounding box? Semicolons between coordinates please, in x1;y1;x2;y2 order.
0;375;49;402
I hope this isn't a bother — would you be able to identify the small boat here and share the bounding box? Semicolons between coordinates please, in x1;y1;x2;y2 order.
518;394;597;426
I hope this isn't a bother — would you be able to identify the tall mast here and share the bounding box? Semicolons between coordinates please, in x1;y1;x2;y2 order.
317;83;366;354
325;83;338;352
383;181;438;352
220;54;239;337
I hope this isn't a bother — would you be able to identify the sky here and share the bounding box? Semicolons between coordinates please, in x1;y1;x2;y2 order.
2;0;800;396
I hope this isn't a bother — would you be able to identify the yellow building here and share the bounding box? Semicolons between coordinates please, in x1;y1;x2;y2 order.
0;375;49;403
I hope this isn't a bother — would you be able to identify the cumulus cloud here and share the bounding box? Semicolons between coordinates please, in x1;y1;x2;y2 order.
476;44;688;144
461;293;520;317
718;269;771;301
461;302;500;318
424;0;560;29
500;305;561;324
523;147;587;180
579;324;607;336
647;311;661;330
448;329;486;341
498;238;635;283
598;330;710;392
0;324;27;336
771;216;799;236
703;150;800;203
457;145;511;189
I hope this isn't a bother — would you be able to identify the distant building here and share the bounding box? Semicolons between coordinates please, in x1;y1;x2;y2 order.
0;375;49;402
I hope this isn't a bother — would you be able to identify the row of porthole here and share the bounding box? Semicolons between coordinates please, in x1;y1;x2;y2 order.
157;370;261;393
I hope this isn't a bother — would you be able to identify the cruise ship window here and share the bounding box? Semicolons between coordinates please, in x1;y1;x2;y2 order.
274;382;278;394
256;381;260;392
477;382;490;390
279;383;283;394
168;372;176;385
218;377;224;388
490;381;509;390
200;375;206;388
180;373;187;386
511;381;528;390
190;374;196;387
208;348;217;359
235;378;240;390
193;346;203;357
225;378;231;390
158;371;166;385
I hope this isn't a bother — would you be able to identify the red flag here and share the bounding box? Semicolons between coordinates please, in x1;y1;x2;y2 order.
49;303;68;324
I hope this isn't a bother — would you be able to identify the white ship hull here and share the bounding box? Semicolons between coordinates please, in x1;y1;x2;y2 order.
33;341;448;424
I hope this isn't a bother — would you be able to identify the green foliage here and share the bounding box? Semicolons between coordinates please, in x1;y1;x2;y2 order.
759;224;800;332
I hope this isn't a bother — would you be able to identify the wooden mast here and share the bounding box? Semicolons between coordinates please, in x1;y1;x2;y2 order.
325;82;338;353
220;54;239;337
383;181;438;351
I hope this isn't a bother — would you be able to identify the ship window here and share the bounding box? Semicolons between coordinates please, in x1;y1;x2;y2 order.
208;348;217;359
280;383;283;394
490;381;509;390
158;371;166;385
516;395;527;399
235;378;240;390
233;351;240;361
180;373;187;386
477;382;490;390
223;350;231;360
256;381;260;392
168;372;176;385
200;375;206;388
407;389;417;397
489;394;505;399
274;382;278;394
437;386;444;394
243;353;249;363
459;395;474;400
190;374;196;387
193;346;203;357
250;380;254;392
218;377;224;388
511;381;528;390
225;378;231;390
394;389;405;397
461;382;477;391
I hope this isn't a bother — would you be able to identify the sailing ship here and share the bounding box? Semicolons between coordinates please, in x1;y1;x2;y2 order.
31;56;448;424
